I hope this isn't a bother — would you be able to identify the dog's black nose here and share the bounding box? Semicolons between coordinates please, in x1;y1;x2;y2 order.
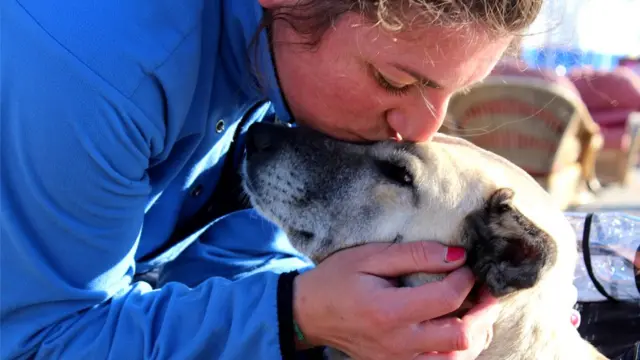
245;122;288;157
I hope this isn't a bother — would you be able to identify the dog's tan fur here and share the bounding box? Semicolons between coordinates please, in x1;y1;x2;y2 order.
241;124;609;360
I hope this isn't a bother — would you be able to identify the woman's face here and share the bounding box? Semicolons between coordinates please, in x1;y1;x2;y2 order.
268;10;513;142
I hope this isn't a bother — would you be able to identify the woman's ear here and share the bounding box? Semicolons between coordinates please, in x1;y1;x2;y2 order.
258;0;297;9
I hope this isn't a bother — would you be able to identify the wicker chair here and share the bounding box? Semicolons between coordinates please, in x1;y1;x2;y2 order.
442;75;604;210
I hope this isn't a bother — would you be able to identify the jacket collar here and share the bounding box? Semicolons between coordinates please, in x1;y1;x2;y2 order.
223;1;293;123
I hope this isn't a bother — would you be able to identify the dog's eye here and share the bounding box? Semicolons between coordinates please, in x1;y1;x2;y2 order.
289;228;315;241
375;160;414;186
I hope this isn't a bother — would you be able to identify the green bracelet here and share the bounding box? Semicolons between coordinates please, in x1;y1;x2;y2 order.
293;321;306;343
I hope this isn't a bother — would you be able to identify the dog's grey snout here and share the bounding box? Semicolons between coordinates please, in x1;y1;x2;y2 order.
245;122;289;158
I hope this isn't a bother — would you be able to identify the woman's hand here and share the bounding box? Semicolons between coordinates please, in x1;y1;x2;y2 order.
293;241;500;360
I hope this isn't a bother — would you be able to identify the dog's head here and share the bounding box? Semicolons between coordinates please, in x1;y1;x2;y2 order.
241;122;576;298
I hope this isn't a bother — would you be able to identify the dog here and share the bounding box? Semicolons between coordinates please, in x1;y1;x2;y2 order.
240;122;609;360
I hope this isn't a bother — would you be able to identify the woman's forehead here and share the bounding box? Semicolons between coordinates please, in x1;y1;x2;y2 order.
350;18;513;89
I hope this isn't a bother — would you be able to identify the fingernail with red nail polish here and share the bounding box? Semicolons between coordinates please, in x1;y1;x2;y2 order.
445;246;466;262
570;311;581;328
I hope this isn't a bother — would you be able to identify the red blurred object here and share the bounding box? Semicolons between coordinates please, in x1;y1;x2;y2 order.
619;57;640;74
491;58;581;96
567;67;640;185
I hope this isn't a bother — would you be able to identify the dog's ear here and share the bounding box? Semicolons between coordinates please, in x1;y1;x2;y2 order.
463;188;557;297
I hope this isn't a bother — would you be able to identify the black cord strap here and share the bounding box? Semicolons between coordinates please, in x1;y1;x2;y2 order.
277;270;300;360
635;242;640;295
582;213;619;302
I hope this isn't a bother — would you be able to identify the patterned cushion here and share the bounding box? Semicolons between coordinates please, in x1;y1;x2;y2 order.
591;109;636;128
491;59;582;95
568;67;640;111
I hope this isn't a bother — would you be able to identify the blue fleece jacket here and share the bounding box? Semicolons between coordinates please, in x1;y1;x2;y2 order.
1;1;315;359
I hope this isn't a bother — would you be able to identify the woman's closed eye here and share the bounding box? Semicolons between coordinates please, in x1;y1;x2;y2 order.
370;65;441;97
371;66;413;96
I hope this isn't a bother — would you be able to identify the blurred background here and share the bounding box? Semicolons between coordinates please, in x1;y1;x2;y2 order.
441;0;640;215
521;0;640;76
440;6;640;355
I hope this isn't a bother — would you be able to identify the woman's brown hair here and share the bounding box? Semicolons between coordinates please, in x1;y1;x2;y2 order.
263;0;543;48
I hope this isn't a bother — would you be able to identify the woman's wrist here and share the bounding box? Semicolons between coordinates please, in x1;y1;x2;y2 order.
277;271;301;359
292;270;322;350
293;320;315;350
276;270;320;360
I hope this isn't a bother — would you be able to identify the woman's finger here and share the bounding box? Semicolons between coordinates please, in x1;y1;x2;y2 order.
356;241;467;276
414;322;494;360
460;288;501;324
411;289;500;358
385;267;476;322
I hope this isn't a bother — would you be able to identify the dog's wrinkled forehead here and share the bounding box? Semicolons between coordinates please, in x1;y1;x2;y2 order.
247;124;420;186
266;128;373;195
285;128;368;174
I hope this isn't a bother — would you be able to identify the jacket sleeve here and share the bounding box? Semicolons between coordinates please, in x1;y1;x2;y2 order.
1;6;312;360
157;209;316;359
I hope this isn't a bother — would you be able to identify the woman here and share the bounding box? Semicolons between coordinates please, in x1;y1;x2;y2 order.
2;0;541;359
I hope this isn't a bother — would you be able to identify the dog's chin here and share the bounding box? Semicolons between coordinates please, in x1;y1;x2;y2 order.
285;234;331;265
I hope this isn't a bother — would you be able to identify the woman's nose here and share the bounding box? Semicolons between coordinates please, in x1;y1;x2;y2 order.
385;96;449;142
